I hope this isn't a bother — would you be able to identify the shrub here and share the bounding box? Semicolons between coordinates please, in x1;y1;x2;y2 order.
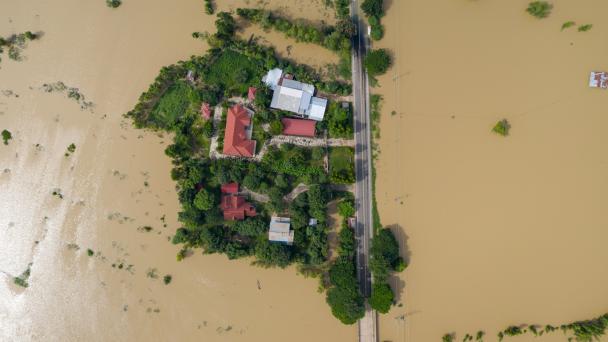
364;49;391;77
526;1;552;19
270;119;283;135
492;119;510;136
442;333;455;342
338;199;355;218
2;129;12;145
578;24;593;32
204;0;214;15
163;275;172;285
106;0;121;8
87;249;94;257
561;21;576;31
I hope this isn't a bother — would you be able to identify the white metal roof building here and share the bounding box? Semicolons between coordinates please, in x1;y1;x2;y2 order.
268;216;294;245
589;71;607;89
265;69;328;121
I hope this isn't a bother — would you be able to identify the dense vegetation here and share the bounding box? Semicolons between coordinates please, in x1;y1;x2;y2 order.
361;0;385;41
526;1;552;18
364;49;392;79
2;129;12;145
236;8;354;80
323;101;353;139
326;195;365;324
369;228;403;313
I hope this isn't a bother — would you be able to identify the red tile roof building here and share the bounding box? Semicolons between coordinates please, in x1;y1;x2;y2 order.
220;182;256;221
248;87;257;101
223;104;256;157
200;102;212;120
281;118;316;138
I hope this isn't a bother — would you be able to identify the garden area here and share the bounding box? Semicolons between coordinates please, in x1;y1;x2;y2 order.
329;147;355;184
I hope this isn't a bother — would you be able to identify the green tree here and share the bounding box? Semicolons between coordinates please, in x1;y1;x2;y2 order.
2;129;12;145
369;282;394;313
338;199;355;218
364;49;391;77
526;1;552;18
193;189;215;211
361;0;384;18
106;0;121;8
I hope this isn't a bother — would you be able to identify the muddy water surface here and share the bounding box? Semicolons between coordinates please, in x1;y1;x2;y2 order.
0;0;354;341
374;0;608;341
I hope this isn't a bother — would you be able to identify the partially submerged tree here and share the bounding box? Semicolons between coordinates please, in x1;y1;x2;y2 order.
492;119;511;136
106;0;122;8
364;49;391;77
2;129;12;145
526;1;552;19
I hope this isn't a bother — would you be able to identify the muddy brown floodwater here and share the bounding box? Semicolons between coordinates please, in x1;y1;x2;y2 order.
0;0;355;341
374;0;608;341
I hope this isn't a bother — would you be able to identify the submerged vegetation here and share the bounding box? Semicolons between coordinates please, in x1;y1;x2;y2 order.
492;119;511;136
526;1;552;19
204;0;214;15
2;129;12;145
106;0;121;8
448;313;608;342
0;31;40;65
561;21;576;31
578;24;593;32
236;8;354;80
13;264;32;288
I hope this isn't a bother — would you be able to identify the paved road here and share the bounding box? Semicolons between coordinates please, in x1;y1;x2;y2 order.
350;0;377;341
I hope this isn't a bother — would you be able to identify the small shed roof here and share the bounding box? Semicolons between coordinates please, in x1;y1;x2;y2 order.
307;97;328;121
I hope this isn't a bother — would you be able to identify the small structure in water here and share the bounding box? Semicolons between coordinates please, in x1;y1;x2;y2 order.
589;71;607;89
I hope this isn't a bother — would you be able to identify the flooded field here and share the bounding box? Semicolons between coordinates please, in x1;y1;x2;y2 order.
374;0;608;341
0;0;354;341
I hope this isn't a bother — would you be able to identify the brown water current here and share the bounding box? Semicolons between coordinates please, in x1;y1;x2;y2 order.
0;0;355;341
374;0;608;341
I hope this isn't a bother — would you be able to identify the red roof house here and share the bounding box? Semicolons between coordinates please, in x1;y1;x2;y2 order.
248;87;257;101
219;182;256;221
281;118;316;138
221;182;239;194
201;102;212;120
223;104;256;157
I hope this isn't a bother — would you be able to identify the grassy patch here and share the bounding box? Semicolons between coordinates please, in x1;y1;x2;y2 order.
149;81;201;129
329;147;355;184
